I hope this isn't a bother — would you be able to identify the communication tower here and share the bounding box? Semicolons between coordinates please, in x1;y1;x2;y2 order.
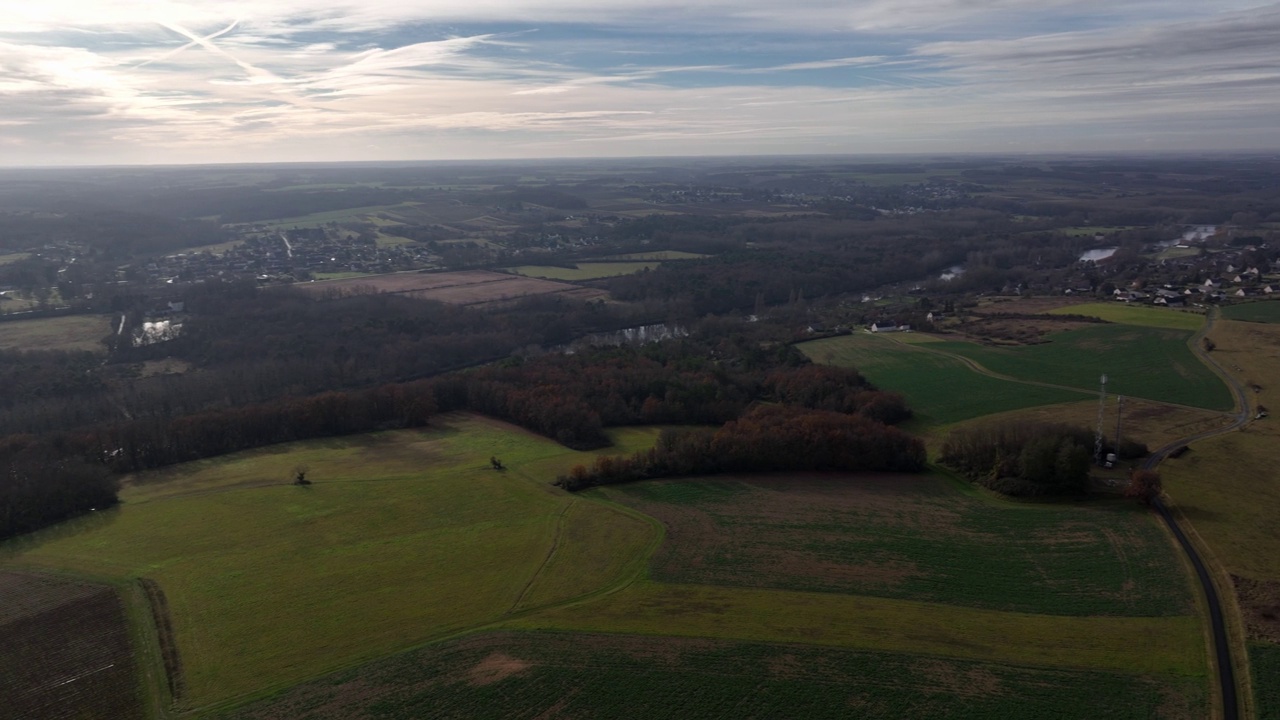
1094;374;1108;464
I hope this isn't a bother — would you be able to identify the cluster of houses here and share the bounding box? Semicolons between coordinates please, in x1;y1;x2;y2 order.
137;229;441;285
1111;265;1276;306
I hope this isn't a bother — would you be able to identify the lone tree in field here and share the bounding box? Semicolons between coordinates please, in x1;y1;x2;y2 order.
293;464;311;486
1125;469;1162;505
490;456;505;471
1202;337;1216;352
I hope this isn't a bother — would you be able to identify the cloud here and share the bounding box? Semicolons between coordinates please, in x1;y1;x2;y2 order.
0;1;1278;164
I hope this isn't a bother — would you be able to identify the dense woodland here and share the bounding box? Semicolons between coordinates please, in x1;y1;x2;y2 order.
939;421;1146;497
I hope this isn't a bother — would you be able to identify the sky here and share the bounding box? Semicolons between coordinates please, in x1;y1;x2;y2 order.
2;1;1279;165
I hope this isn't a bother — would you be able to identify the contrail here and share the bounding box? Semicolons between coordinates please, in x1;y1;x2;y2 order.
135;20;239;68
155;20;279;83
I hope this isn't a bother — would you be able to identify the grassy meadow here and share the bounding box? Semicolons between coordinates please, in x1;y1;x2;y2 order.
0;314;114;352
1222;300;1280;324
1048;302;1205;331
0;415;658;709
799;333;1090;426
595;474;1197;617
933;325;1233;411
221;631;1206;720
1161;319;1280;579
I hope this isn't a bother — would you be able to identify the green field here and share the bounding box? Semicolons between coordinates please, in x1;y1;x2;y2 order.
1048;302;1205;331
598;475;1194;617
0;252;32;266
0;314;113;352
0;415;658;708
1222;300;1280;324
1253;643;1280;720
511;581;1204;677
799;334;1090;426
221;631;1205;720
507;261;660;281
933;325;1232;411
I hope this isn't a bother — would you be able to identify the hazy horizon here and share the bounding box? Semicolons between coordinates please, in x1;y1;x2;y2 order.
4;1;1280;166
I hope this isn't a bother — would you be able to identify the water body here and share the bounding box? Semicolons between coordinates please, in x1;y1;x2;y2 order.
1079;248;1118;262
1183;225;1216;242
559;323;687;353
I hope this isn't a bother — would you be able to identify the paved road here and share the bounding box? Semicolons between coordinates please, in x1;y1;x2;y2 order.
1143;309;1252;720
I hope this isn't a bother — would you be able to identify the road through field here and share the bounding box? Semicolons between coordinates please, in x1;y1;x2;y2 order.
1143;309;1253;720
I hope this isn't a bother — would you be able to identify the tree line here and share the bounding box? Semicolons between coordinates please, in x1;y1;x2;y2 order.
556;404;925;491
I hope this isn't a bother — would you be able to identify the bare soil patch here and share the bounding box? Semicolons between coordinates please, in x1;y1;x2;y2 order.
0;571;143;720
467;652;531;686
295;270;605;306
1233;575;1280;643
974;296;1090;315
956;315;1099;345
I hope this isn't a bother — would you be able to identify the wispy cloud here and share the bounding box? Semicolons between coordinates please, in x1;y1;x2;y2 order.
0;1;1277;164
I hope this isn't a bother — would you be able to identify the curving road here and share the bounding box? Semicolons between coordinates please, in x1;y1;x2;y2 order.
1143;309;1252;720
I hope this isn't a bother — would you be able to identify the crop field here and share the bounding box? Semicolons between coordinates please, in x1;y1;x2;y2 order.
0;313;113;352
799;334;1090;426
512;582;1204;677
0;571;144;719
595;474;1194;617
931;324;1233;411
1252;643;1280;720
942;398;1230;456
506;261;660;280
221;631;1205;720
1161;319;1280;579
1047;302;1206;331
1223;300;1280;324
0;415;657;708
295;269;606;306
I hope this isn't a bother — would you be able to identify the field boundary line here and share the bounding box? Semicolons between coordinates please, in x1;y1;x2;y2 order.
508;500;575;614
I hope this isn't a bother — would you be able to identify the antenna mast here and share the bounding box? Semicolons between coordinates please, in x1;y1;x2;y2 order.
1094;374;1108;464
1114;395;1124;460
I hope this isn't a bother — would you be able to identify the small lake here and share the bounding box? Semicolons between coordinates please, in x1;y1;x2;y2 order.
1079;248;1118;262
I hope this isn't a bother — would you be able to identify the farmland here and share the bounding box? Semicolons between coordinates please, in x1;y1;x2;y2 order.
1047;302;1206;331
0;571;144;719
1161;319;1280;579
0;313;113;352
1222;300;1280;324
941;398;1231;458
0;415;657;709
221;631;1205;720
506;261;660;281
295;269;606;306
932;325;1233;411
596;474;1194;617
799;333;1090;426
